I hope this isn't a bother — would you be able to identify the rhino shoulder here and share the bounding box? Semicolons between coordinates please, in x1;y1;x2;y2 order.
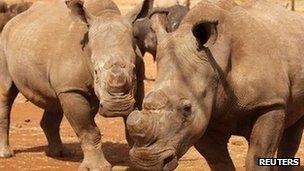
50;50;94;95
227;59;289;110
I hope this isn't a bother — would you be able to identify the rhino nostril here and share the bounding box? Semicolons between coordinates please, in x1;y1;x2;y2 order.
163;154;178;171
163;155;174;166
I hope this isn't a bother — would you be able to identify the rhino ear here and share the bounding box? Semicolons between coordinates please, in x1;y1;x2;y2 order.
150;14;168;43
126;0;154;23
148;7;169;18
0;2;8;13
65;0;89;23
192;22;218;50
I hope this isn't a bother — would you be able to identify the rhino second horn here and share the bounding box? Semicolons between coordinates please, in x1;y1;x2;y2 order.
106;65;128;94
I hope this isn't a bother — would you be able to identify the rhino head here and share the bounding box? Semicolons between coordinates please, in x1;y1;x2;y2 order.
133;3;189;59
65;0;153;117
127;1;236;170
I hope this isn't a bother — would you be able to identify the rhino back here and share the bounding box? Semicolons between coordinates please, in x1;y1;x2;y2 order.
2;0;92;108
225;1;304;125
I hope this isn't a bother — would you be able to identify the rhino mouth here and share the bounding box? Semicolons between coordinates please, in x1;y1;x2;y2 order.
99;93;135;117
130;147;178;171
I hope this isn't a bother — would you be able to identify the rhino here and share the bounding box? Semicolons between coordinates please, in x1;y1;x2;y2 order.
127;0;304;170
133;0;189;59
0;0;150;170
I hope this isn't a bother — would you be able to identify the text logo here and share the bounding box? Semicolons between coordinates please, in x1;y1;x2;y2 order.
258;158;300;166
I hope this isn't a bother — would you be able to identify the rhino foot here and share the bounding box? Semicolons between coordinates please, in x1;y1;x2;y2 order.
0;147;14;158
78;160;112;171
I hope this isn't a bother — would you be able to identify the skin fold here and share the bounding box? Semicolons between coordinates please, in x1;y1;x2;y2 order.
127;0;304;170
0;0;150;170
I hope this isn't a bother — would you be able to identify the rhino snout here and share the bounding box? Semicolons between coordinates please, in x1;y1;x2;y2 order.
106;65;130;95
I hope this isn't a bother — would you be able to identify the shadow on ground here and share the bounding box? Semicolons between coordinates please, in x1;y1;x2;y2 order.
14;141;130;166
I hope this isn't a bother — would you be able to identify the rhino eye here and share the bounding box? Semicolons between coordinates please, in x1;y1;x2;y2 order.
179;99;192;116
172;22;178;29
183;104;191;112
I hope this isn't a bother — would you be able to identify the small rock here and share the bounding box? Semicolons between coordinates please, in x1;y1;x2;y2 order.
24;119;31;123
16;124;23;128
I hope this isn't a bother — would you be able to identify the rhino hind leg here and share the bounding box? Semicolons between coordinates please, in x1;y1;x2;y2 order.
40;109;65;157
194;131;235;171
58;92;111;171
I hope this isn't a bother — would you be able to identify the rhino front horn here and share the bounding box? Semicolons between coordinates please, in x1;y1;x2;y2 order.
127;110;154;144
106;65;128;94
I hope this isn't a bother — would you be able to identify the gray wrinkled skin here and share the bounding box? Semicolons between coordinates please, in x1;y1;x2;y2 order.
127;0;304;170
0;0;147;170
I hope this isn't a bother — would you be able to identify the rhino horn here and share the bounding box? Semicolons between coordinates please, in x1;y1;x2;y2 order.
106;65;128;95
127;110;154;144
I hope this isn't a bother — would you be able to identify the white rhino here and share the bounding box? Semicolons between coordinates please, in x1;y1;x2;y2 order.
127;0;304;170
0;0;150;170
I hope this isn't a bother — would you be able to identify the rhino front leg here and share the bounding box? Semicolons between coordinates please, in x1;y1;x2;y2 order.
40;109;64;157
0;84;18;158
194;130;235;171
0;49;19;158
58;92;111;171
277;116;304;171
246;109;285;171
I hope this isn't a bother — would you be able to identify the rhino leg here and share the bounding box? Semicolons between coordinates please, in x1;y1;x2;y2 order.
40;109;64;157
0;53;18;158
246;109;285;171
277;116;304;171
58;92;111;171
0;84;18;158
194;130;235;171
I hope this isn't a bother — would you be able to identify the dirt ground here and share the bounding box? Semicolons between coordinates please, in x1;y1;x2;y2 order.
2;0;304;171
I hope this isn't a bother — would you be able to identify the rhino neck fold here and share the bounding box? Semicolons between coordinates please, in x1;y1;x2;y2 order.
202;47;238;114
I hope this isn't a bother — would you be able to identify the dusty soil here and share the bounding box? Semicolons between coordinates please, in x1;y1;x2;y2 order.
2;0;304;171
